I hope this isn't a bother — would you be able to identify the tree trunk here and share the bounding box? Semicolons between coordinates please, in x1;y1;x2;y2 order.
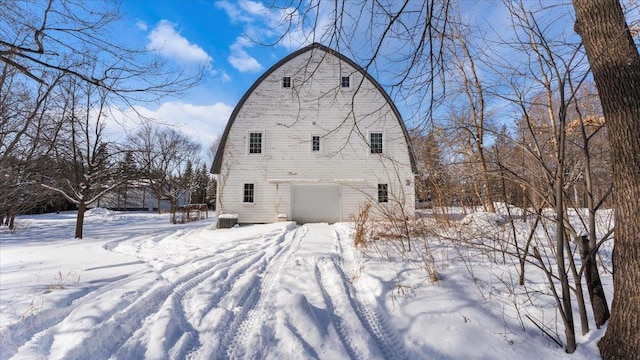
75;202;86;239
566;236;589;335
579;236;610;328
579;105;611;327
573;0;640;358
555;112;576;353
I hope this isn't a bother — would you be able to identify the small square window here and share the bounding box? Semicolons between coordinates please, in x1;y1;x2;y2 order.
378;184;388;203
341;76;350;88
312;135;320;152
370;132;383;154
244;183;254;203
282;76;291;88
249;132;262;154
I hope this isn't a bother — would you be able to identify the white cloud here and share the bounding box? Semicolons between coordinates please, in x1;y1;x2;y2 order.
147;20;212;65
215;0;265;23
228;37;263;73
238;0;269;17
215;1;326;53
104;102;233;150
215;1;242;22
136;20;148;31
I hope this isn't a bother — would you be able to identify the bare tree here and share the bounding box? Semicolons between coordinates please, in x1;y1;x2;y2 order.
444;20;496;212
412;130;449;206
41;77;128;238
260;0;452;129
1;0;203;222
0;62;63;227
129;125;201;216
253;1;639;356
0;0;201;101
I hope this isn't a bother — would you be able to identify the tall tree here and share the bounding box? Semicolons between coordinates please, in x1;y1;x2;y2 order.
446;21;496;212
1;0;202;222
129;125;201;214
412;130;449;205
572;0;640;358
42;77;127;238
0;0;201;101
192;164;209;204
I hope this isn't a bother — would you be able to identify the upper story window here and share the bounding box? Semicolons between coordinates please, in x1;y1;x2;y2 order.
378;184;388;203
312;135;320;152
341;76;350;88
282;76;292;88
243;183;254;203
370;132;383;154
249;132;262;154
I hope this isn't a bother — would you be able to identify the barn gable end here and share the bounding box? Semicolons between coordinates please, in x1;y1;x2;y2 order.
212;43;417;224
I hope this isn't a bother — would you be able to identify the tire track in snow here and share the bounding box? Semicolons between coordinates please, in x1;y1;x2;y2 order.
332;225;411;360
2;268;156;360
314;257;363;360
183;223;298;359
331;257;410;360
314;226;411;360
11;248;251;360
182;250;265;328
35;254;221;360
113;250;268;359
222;225;306;359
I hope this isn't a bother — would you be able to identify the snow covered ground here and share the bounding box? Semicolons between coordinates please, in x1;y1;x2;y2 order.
0;208;611;359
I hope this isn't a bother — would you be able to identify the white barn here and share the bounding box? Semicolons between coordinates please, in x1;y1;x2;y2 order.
211;43;417;224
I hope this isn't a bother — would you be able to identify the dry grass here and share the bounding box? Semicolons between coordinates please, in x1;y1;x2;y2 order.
352;201;372;247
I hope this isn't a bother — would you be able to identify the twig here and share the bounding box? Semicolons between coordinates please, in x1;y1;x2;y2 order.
525;314;563;348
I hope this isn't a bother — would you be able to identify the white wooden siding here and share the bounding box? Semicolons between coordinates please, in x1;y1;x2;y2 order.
217;47;415;223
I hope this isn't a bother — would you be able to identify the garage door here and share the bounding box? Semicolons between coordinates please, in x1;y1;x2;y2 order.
292;184;341;223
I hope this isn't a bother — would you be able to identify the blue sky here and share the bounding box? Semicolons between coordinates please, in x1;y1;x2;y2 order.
111;0;638;156
115;0;461;151
115;1;316;154
115;0;495;152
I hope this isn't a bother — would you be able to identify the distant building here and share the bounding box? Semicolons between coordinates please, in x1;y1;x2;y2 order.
212;43;417;224
94;181;190;212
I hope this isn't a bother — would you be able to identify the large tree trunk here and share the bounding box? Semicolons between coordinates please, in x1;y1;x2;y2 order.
572;1;640;358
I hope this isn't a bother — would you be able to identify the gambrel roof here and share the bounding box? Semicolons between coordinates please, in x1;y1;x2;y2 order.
211;42;418;174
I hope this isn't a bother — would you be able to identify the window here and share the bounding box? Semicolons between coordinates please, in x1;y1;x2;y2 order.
312;135;320;152
378;184;388;203
282;76;291;88
243;183;254;203
370;132;383;154
341;76;350;88
249;132;262;154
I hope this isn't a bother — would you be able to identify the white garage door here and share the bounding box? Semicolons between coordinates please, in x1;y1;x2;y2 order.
292;184;341;223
